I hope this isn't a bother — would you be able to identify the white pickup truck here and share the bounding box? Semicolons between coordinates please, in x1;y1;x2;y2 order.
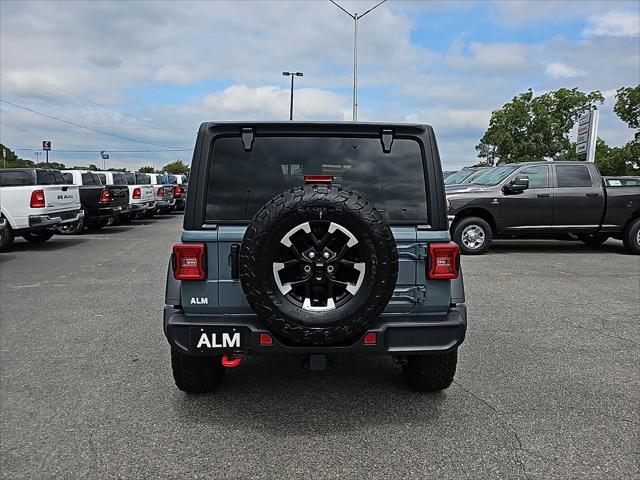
0;168;84;251
145;173;175;215
95;171;154;221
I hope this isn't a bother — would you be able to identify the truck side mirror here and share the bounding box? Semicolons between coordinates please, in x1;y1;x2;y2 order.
506;175;529;193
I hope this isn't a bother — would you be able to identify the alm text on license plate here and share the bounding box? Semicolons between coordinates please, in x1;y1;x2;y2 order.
190;327;245;354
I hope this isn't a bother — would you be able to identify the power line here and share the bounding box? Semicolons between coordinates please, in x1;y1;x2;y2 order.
11;148;194;153
0;65;173;128
0;98;186;149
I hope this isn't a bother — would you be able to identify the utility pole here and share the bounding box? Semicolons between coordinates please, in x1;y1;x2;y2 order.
282;71;303;120
35;151;41;164
330;0;389;122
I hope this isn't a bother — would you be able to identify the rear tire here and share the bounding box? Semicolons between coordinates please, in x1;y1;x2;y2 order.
622;218;640;255
22;230;54;243
452;217;492;255
171;349;225;393
402;350;458;392
0;222;15;252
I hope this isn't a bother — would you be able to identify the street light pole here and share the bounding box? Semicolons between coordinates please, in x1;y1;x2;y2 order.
330;0;388;122
282;71;303;120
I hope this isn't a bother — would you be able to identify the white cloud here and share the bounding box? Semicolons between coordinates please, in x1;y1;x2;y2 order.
545;62;585;78
446;42;532;73
584;11;640;37
154;65;198;86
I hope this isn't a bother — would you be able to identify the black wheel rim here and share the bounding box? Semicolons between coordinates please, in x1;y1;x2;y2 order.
272;220;366;311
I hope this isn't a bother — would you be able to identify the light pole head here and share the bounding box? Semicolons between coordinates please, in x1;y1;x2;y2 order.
282;71;291;76
295;72;304;77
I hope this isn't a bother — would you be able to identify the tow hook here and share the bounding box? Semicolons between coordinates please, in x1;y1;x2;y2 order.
221;354;242;368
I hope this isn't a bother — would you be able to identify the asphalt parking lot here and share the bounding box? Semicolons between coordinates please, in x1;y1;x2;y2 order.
1;214;638;480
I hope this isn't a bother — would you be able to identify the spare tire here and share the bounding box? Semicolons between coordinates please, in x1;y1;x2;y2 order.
239;185;398;346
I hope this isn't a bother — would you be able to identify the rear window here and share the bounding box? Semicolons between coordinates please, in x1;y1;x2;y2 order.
136;173;151;184
112;173;126;185
36;170;66;185
96;173;107;185
556;165;592;188
81;173;101;185
123;173;136;185
0;170;32;186
205;136;428;223
444;169;475;185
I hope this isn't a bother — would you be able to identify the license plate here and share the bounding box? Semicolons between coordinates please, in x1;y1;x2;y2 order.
190;327;245;354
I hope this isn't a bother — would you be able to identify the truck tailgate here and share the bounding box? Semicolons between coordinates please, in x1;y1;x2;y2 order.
39;185;81;213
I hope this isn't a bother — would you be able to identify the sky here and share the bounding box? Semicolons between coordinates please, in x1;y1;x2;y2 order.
0;0;639;171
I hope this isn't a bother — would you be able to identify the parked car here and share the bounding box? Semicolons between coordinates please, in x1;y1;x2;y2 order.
0;168;83;251
164;122;466;393
145;173;175;215
55;170;130;234
170;174;188;211
444;167;490;186
444;167;491;190
446;162;640;254
604;176;640;187
95;171;154;221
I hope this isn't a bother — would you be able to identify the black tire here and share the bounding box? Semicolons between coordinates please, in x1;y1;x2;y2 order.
55;209;86;235
622;218;640;255
578;233;609;247
402;350;458;392
22;230;54;243
0;221;15;252
119;213;132;224
171;349;225;393
144;208;155;218
239;185;398;346
452;216;492;255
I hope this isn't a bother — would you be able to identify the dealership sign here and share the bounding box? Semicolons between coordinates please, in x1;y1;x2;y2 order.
575;110;599;162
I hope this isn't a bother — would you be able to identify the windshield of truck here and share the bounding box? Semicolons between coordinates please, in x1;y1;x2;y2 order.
471;166;519;186
444;169;475;185
206;136;428;223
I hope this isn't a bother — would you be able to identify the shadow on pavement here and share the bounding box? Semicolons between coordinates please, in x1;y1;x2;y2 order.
6;237;89;253
171;355;450;435
85;226;136;234
488;240;628;255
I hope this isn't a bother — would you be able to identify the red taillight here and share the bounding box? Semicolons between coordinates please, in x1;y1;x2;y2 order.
427;242;460;280
174;185;182;197
132;187;141;199
304;175;333;184
259;333;273;346
30;190;45;208
173;243;206;281
157;187;164;197
363;332;377;345
99;188;111;203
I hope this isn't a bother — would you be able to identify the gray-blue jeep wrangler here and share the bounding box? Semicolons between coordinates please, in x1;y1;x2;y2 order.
164;122;467;392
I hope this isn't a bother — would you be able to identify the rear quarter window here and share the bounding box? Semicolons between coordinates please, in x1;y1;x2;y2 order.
81;173;101;185
0;170;32;186
205;136;428;223
36;170;66;185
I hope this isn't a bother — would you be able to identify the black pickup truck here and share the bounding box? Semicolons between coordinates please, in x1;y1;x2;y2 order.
57;170;130;233
446;161;640;254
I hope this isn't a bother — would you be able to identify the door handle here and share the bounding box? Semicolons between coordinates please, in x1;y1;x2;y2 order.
537;193;550;198
586;193;599;197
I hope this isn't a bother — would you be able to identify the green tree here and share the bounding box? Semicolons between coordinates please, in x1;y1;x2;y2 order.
595;139;640;176
87;164;99;171
614;85;640;130
0;143;34;168
162;160;190;175
35;161;66;169
138;165;155;173
476;88;604;165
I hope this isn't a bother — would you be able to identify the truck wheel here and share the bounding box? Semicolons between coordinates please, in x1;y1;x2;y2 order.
622;218;640;255
0;222;15;252
578;233;609;247
402;350;457;392
240;185;398;346
22;231;55;243
170;349;225;393
452;217;492;255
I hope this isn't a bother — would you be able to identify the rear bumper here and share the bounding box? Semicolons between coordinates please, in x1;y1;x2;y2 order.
130;201;155;212
164;304;467;356
29;209;84;228
155;199;171;208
